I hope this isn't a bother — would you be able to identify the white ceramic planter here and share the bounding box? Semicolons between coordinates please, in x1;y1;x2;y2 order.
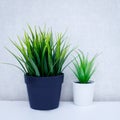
73;81;95;106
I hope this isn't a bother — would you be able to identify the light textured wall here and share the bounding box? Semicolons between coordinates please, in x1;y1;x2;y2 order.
0;0;120;101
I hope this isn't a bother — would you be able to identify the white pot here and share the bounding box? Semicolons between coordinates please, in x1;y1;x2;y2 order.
73;81;95;106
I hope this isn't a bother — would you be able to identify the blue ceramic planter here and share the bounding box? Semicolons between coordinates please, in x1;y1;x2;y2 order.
24;74;64;110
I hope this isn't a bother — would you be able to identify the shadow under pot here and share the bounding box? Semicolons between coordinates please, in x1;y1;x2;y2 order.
24;73;64;110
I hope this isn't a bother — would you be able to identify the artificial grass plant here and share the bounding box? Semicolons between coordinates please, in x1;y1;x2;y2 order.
72;50;97;83
6;26;72;77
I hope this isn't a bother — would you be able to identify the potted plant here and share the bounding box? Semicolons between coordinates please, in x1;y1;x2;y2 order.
72;50;97;106
6;26;72;110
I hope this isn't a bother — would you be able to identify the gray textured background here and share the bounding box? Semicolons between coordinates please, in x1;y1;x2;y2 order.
0;0;120;101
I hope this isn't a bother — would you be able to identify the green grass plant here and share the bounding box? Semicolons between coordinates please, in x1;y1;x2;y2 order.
7;26;72;77
72;50;97;83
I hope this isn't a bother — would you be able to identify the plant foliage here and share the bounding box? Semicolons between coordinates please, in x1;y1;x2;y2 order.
72;50;97;83
7;26;72;77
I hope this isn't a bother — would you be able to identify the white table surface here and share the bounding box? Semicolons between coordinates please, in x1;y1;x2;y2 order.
0;101;119;120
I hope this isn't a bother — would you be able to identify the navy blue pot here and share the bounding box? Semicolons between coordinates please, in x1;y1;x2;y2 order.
24;73;64;110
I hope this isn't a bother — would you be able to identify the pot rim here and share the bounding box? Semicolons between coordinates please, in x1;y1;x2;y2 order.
24;73;64;79
73;81;95;85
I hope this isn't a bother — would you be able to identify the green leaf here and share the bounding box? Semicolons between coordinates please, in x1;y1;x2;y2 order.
28;58;40;76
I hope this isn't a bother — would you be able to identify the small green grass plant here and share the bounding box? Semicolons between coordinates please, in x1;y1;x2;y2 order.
72;50;97;83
